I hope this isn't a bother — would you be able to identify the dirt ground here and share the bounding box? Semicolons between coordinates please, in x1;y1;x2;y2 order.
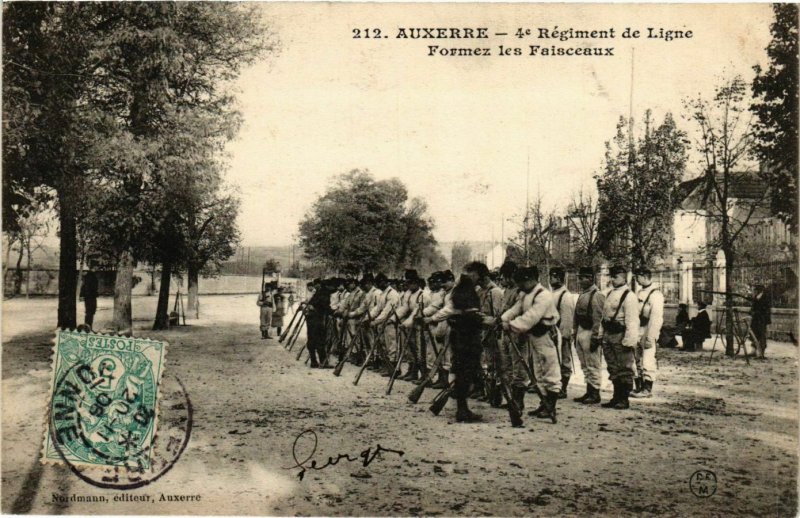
2;294;798;516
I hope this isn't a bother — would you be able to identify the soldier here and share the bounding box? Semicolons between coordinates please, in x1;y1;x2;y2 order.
501;266;562;423
424;270;455;389
632;267;664;399
445;275;485;423
80;265;99;330
256;283;275;339
572;267;605;405
549;267;576;399
346;275;374;363
496;261;527;410
305;279;333;367
330;278;346;313
600;265;640;409
422;272;445;385
465;261;504;402
400;274;430;382
372;274;402;376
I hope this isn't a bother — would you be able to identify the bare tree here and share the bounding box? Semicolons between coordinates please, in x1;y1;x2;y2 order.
566;187;602;265
684;75;766;356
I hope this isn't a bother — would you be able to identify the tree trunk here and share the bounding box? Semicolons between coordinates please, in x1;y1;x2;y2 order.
112;250;135;334
187;264;199;319
153;261;172;330
57;188;78;328
3;234;14;292
724;249;735;357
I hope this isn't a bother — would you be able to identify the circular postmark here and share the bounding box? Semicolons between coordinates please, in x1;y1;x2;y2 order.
49;364;192;489
689;469;717;498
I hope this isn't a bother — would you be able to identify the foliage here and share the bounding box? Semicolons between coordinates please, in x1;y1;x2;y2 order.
752;3;799;230
596;110;688;269
298;170;441;275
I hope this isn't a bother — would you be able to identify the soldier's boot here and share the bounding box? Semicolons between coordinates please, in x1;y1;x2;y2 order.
508;390;524;428
632;376;643;394
261;330;266;339
611;381;631;409
455;398;483;423
528;397;549;418
582;385;602;405
630;379;653;399
414;365;431;386
431;369;448;389
546;390;560;424
601;380;620;408
573;384;592;403
400;365;419;382
308;348;320;368
558;376;570;399
513;386;526;412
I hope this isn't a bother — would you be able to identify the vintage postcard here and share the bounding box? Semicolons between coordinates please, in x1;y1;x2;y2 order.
2;2;798;516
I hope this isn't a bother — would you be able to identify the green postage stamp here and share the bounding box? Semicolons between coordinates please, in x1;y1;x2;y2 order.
42;329;167;469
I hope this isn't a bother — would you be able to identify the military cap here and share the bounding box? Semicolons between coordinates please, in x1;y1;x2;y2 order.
428;271;442;283
344;276;357;284
499;261;518;278
513;266;539;282
403;269;418;280
578;266;595;277
549;267;566;280
441;269;455;281
360;273;375;284
634;266;652;277
609;264;627;276
375;273;388;283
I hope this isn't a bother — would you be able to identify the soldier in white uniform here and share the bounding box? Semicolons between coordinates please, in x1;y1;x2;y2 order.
401;275;431;383
549;267;577;399
600;265;640;410
632;267;664;399
571;267;605;404
501;266;562;424
424;270;455;389
372;274;401;377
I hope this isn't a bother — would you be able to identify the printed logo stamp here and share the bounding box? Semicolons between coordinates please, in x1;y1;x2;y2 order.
42;330;166;470
689;469;718;498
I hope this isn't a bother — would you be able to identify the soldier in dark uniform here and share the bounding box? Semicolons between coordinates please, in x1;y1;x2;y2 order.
448;274;485;423
305;279;333;368
80;265;99;330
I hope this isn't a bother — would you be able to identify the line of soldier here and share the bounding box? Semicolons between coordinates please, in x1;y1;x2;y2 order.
297;260;664;425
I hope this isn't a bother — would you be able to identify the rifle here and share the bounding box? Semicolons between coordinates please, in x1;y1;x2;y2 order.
504;328;543;400
333;320;358;376
429;381;455;416
280;302;307;343
320;315;344;368
353;303;395;384
353;311;378;386
408;341;450;403
385;310;408;395
487;324;523;426
287;310;307;352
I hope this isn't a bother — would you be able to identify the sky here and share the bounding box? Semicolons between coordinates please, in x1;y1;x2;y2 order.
224;3;774;247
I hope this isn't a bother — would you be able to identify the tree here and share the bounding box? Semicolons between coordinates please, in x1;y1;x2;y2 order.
565;187;603;266
506;194;558;271
298;170;441;275
3;3;102;327
684;76;765;356
752;3;799;230
596;110;688;272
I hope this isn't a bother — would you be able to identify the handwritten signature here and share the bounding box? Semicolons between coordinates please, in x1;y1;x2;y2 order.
287;429;404;481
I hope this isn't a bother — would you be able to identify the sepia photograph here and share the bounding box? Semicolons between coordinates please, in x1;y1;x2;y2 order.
2;2;798;516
